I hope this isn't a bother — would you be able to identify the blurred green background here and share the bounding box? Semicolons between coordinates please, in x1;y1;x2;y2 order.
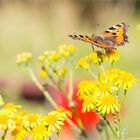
0;0;140;139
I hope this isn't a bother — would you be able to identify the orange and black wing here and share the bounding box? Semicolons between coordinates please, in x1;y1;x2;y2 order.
68;34;114;49
68;22;128;49
68;34;93;44
99;22;128;47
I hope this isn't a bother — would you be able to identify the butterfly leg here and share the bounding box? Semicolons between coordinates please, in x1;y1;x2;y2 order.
91;44;94;51
91;34;95;51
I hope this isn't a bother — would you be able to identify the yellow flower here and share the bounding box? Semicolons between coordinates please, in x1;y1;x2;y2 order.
105;49;119;63
82;95;97;112
16;52;32;65
77;80;98;96
88;51;104;65
0;113;13;130
97;80;118;96
99;68;121;82
77;56;89;69
2;103;21;116
47;51;61;62
58;44;76;57
10;126;28;140
57;107;72;118
14;117;23;127
38;55;45;62
59;67;67;77
42;111;65;132
22;114;42;129
106;68;120;81
115;71;136;89
96;94;120;115
44;51;49;57
39;70;47;78
29;125;50;140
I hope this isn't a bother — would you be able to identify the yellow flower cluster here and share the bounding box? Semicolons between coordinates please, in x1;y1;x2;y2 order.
77;80;98;96
77;56;89;69
16;52;32;65
105;49;120;63
77;49;120;69
58;44;76;57
77;68;136;116
0;103;70;140
76;47;136;116
77;51;104;69
16;42;136;139
38;44;76;80
99;68;136;89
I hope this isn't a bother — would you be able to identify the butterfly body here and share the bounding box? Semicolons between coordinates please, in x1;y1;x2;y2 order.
68;22;128;49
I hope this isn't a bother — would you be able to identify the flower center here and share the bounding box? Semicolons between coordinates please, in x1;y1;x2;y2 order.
0;114;8;124
45;114;57;125
100;83;110;92
120;73;133;81
102;95;116;105
27;114;39;123
12;127;20;135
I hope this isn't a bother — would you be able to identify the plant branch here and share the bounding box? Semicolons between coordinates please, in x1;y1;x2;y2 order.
1;128;8;140
112;113;119;138
26;67;82;134
122;89;127;106
100;65;107;82
68;68;73;101
103;116;117;138
27;67;58;109
88;68;98;79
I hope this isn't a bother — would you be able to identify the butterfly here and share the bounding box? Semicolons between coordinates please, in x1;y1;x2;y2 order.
68;22;128;49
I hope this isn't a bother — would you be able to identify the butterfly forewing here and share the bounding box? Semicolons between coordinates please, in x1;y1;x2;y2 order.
68;35;93;44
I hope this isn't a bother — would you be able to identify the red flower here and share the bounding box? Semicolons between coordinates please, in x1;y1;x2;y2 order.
47;82;100;131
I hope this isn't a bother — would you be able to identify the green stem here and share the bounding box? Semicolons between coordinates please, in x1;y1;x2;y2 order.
65;117;81;134
1;128;8;140
118;112;121;139
111;61;114;68
112;113;119;139
72;107;88;139
100;65;107;82
103;116;117;138
68;68;73;101
57;71;88;139
27;67;58;109
59;83;88;139
122;89;127;106
59;84;75;107
88;68;98;79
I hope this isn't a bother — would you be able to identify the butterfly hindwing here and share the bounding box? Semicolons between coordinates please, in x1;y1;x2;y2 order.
91;35;113;49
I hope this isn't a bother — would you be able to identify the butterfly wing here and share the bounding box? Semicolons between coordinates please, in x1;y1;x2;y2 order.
68;22;128;49
91;35;114;49
99;22;128;47
68;34;94;44
68;34;113;49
